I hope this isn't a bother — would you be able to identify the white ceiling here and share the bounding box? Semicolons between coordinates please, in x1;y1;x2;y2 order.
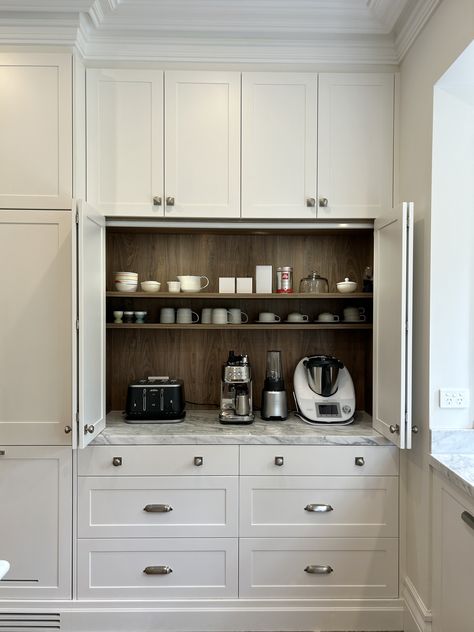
0;0;441;64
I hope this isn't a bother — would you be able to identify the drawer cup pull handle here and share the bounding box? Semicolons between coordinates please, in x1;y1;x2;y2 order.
305;565;333;575
144;504;173;513
143;565;173;575
354;456;365;466
194;456;203;466
461;511;474;531
305;504;333;513
274;456;284;466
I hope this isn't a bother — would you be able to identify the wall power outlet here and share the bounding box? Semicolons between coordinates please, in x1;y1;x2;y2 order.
439;389;470;409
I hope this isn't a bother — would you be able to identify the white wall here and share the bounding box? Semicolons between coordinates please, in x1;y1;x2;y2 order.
399;0;474;616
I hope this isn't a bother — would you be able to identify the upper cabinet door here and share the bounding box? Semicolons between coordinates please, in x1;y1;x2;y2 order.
0;210;73;445
373;203;414;448
164;71;241;218
318;74;395;219
77;201;106;448
0;53;72;210
87;69;164;216
242;73;317;219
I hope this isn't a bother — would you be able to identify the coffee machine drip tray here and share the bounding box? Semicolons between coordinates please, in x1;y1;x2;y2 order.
219;409;255;425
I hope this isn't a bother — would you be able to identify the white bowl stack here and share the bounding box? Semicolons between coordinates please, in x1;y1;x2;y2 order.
114;271;138;292
140;281;161;293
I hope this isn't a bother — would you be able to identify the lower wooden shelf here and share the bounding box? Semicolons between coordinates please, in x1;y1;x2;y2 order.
106;323;373;330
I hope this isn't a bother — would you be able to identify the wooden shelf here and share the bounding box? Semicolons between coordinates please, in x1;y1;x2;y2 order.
107;323;373;330
106;291;373;300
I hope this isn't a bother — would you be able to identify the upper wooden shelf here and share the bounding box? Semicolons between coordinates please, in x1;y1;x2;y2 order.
106;291;373;300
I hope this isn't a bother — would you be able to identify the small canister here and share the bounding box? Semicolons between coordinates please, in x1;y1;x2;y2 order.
276;266;293;293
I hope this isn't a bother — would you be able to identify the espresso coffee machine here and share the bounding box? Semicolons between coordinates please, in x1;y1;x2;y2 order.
219;351;255;425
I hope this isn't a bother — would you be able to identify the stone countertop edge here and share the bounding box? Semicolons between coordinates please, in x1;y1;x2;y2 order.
430;453;474;500
92;410;392;446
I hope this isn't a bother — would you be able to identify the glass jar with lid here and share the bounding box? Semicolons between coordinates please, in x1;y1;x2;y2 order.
299;271;329;294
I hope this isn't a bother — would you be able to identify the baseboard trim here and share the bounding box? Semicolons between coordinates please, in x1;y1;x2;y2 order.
403;576;432;632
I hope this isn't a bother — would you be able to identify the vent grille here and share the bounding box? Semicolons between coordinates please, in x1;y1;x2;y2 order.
0;612;60;631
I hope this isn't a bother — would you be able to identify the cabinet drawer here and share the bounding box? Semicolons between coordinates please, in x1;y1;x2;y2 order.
78;445;239;476
240;476;398;538
78;476;238;538
77;538;238;599
240;445;398;476
239;537;398;599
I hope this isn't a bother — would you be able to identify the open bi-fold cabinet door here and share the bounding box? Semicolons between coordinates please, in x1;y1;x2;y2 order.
373;202;414;449
76;200;106;448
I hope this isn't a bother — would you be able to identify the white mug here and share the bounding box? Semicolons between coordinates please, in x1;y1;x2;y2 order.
160;307;176;323
228;308;249;324
113;310;123;324
201;308;213;324
287;312;309;322
212;308;231;324
167;281;181;293
343;306;366;321
258;312;281;322
177;275;210;292
176;308;199;324
318;312;340;322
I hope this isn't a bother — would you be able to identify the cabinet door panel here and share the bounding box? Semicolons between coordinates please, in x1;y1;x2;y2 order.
0;210;72;444
0;447;72;599
0;53;72;209
242;73;317;219
318;73;394;218
87;69;164;215
165;71;240;218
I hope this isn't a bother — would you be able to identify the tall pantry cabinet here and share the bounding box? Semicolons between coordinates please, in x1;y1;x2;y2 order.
0;52;74;599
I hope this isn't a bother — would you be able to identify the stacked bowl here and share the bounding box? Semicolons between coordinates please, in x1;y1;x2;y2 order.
115;271;138;292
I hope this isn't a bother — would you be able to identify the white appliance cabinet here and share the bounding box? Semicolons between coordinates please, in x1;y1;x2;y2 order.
432;470;474;632
0;446;72;599
0;53;72;210
87;70;241;218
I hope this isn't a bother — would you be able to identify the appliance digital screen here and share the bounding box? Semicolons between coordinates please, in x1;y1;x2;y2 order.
317;404;339;416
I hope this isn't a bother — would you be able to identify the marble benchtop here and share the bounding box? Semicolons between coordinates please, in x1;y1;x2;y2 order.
93;410;391;446
430;453;474;500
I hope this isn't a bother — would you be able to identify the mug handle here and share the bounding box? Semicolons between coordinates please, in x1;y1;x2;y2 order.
192;311;200;323
359;314;367;321
275;315;281;322
241;312;249;323
200;276;210;290
333;315;340;321
302;314;309;321
359;307;366;314
226;310;232;323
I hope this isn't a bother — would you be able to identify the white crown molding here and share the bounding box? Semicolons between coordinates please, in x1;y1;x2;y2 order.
368;0;410;33
395;0;441;62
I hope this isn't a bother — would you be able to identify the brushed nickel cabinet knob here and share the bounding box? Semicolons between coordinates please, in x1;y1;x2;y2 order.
84;424;95;434
166;196;175;206
112;457;123;467
319;197;329;207
389;424;399;434
274;456;284;466
354;456;365;467
153;196;162;206
306;197;316;207
64;426;72;434
194;456;203;466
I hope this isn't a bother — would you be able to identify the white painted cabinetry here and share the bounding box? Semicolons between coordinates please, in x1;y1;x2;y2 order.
317;73;395;218
0;210;73;445
87;69;164;215
0;447;72;599
432;471;474;632
0;53;72;210
241;73;317;219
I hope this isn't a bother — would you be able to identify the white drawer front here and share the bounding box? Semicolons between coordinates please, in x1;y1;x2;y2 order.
239;538;398;599
240;476;398;538
77;538;238;599
78;445;239;476
240;445;399;476
78;476;238;538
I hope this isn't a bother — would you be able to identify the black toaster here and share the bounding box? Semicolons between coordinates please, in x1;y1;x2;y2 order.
125;377;185;422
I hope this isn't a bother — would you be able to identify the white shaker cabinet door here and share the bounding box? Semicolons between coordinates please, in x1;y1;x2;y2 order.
164;71;241;218
0;210;73;445
318;73;395;219
0;447;72;599
87;69;164;216
0;53;72;210
242;73;317;219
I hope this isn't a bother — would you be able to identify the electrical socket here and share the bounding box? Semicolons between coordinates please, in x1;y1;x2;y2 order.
439;389;470;409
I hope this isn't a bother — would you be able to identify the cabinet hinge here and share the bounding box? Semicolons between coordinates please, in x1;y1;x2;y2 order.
76;319;79;330
75;411;79;424
75;210;79;224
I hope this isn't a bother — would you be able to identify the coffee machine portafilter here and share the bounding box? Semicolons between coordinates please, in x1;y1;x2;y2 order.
219;351;255;425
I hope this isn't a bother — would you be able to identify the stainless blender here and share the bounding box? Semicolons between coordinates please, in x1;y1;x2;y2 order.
219;351;255;425
261;350;288;421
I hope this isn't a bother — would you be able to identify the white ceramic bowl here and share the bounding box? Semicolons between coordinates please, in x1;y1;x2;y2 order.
141;281;161;293
336;278;357;293
115;282;138;292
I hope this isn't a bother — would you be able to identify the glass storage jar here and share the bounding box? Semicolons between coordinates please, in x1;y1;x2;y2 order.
299;271;329;294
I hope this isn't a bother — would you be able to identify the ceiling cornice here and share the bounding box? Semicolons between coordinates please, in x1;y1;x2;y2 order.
394;0;442;62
